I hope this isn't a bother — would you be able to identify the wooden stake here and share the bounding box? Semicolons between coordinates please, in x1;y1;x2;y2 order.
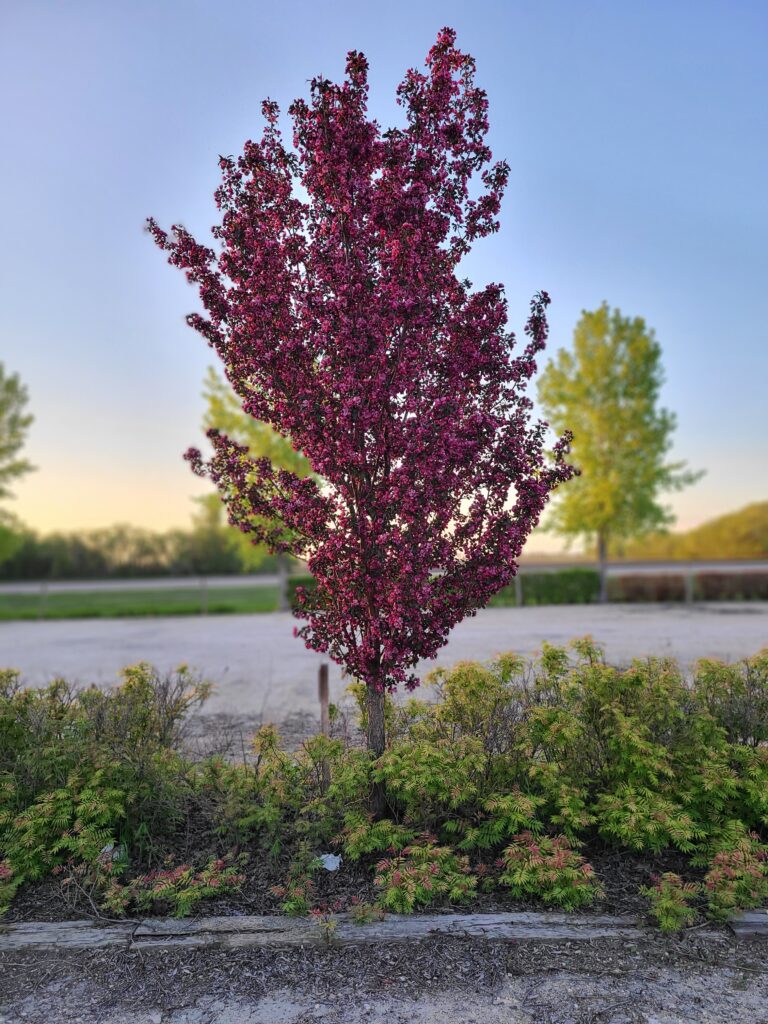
318;663;330;792
318;663;330;735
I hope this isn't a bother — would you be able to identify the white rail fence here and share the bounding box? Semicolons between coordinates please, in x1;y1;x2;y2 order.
0;561;767;617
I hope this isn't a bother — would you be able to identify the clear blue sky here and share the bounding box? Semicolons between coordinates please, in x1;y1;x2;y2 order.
1;0;766;545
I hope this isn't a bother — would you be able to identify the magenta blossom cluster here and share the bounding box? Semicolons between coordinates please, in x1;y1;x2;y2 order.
149;28;574;695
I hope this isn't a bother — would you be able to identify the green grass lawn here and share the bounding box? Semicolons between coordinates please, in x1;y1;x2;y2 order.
0;586;281;620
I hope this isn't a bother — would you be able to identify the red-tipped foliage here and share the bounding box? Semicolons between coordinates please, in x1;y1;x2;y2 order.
149;28;574;701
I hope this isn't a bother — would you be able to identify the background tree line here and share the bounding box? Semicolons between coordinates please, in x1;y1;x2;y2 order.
3;305;765;584
0;520;280;580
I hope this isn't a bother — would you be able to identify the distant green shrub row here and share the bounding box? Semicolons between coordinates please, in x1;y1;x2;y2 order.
290;569;602;607
0;525;289;581
491;569;600;606
290;569;601;608
493;569;768;606
2;644;767;927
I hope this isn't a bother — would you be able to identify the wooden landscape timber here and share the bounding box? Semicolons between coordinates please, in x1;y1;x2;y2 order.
4;910;766;954
726;910;768;939
0;911;643;952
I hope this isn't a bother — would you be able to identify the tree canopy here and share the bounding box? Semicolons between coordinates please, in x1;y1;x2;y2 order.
0;363;34;505
0;363;35;564
538;303;701;583
195;367;314;581
201;366;312;480
149;28;573;754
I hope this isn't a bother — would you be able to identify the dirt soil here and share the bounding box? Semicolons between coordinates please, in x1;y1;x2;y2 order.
3;931;768;1023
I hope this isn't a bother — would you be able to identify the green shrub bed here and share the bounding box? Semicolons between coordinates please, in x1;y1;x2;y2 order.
2;643;767;930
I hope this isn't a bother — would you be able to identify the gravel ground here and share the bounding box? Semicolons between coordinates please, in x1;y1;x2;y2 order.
2;932;768;1023
1;603;766;721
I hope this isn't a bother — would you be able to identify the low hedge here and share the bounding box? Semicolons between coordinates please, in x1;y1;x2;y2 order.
694;571;768;602
608;573;687;603
491;568;600;606
609;571;768;603
292;568;768;609
291;569;602;609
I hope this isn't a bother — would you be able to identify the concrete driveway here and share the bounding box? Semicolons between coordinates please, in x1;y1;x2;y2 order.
1;603;766;721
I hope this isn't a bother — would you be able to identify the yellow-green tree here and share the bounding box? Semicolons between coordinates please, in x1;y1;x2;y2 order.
0;363;35;565
199;367;314;606
537;303;701;601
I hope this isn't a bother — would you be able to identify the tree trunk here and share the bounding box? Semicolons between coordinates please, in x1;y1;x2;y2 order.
597;531;609;604
276;553;290;612
366;684;387;817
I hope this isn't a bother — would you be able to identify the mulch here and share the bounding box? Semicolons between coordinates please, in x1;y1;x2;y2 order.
4;841;696;926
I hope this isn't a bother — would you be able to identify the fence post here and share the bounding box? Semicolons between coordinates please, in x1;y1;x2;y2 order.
200;577;208;615
318;663;330;735
514;573;523;607
277;554;290;612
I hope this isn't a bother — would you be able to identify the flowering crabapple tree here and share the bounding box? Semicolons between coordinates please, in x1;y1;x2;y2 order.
149;28;574;764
